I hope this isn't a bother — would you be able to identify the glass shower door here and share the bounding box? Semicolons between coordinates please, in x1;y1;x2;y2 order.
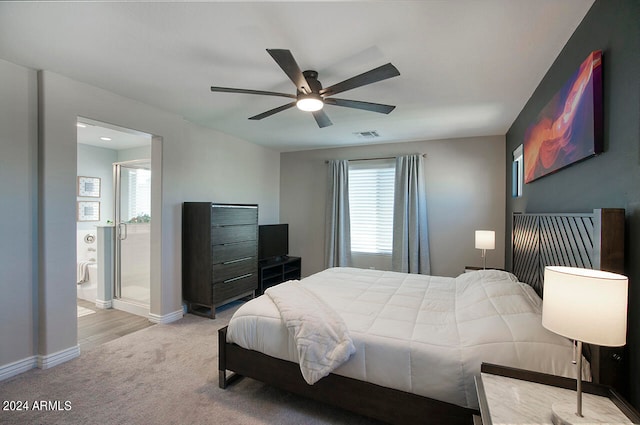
114;160;151;307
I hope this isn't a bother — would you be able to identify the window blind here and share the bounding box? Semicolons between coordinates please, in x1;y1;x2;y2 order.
348;159;395;253
127;168;151;219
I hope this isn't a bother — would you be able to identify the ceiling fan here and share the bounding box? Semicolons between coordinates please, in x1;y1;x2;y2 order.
210;49;400;128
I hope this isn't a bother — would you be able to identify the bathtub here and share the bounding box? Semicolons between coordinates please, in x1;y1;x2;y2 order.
77;263;98;303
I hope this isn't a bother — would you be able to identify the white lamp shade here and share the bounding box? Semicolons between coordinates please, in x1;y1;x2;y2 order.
542;266;628;347
475;230;495;250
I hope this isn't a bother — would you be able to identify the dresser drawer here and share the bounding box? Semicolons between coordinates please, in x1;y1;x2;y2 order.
212;273;257;304
211;205;258;226
211;224;257;244
212;257;257;283
212;240;257;264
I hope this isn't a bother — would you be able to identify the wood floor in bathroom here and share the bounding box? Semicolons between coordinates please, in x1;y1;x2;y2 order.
77;299;154;351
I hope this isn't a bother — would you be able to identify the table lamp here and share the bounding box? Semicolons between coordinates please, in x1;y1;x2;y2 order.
475;230;495;269
542;266;628;425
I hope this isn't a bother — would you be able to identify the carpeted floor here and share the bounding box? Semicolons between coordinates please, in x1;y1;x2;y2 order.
0;302;382;425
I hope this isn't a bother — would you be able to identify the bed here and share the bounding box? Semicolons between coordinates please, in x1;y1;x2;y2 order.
218;208;625;424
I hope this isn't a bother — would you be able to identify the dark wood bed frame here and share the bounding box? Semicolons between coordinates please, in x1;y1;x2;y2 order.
512;208;626;393
218;208;626;424
218;326;477;424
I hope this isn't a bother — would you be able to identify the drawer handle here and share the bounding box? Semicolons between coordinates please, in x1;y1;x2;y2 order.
223;273;252;284
223;257;252;265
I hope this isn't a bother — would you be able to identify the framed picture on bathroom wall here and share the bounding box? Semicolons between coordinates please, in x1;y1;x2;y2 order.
77;201;100;222
77;176;101;198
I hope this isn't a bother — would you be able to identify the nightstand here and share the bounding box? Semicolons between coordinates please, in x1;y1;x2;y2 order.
475;363;639;425
465;266;483;273
465;266;506;273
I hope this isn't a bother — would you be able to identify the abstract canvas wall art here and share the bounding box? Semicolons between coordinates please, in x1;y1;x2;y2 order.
524;50;603;183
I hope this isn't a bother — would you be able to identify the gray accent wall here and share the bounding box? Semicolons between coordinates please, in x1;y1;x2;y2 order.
505;0;640;407
281;135;506;279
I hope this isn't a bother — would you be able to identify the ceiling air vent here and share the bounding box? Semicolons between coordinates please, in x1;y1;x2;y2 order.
354;130;380;139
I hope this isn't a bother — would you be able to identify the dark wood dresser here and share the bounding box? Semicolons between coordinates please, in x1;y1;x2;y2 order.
182;202;258;318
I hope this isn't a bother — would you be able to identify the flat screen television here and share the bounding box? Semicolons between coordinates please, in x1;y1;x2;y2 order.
258;224;288;261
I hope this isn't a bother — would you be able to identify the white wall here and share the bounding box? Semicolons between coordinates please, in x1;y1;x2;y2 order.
0;63;280;376
175;123;280;224
0;59;37;370
280;136;506;278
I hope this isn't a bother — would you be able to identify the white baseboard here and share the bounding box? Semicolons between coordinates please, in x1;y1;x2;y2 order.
95;298;112;309
111;300;183;323
37;345;80;369
149;309;183;324
1;345;80;381
0;356;37;381
112;299;148;318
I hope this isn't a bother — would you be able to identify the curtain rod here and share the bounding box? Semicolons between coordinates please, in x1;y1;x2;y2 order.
325;154;427;164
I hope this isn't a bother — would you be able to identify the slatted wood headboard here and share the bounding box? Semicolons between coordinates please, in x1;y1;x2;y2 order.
511;208;626;392
512;208;625;295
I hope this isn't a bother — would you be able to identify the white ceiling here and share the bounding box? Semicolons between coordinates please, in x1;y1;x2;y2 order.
0;1;594;152
77;118;152;150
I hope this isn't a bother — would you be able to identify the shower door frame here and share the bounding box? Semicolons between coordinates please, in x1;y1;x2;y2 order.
113;159;152;316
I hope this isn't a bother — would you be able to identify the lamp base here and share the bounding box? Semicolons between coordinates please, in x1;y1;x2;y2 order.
551;402;632;425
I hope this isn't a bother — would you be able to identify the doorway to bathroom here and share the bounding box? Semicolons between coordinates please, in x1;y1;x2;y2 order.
76;118;154;348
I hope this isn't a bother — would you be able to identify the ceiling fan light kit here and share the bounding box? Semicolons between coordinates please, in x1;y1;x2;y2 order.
296;93;324;112
210;49;400;128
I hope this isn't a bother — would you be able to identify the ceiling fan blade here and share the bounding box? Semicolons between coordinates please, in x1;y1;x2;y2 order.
210;86;296;99
324;98;396;114
248;102;296;120
312;110;332;128
267;49;311;94
320;63;400;97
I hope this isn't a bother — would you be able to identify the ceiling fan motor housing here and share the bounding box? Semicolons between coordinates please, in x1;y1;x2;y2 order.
301;70;322;94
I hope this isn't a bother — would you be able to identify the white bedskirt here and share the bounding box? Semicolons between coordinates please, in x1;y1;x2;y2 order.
227;267;589;409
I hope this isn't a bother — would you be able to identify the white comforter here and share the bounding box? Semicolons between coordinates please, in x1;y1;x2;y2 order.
264;281;356;384
227;267;589;409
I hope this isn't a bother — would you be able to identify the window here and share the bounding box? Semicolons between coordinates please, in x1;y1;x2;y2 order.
348;159;395;253
512;144;523;198
127;168;151;221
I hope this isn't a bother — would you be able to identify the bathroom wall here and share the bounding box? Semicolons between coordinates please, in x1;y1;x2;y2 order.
77;144;117;230
117;145;151;162
76;231;97;263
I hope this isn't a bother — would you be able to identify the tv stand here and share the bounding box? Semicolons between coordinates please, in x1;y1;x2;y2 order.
258;256;301;295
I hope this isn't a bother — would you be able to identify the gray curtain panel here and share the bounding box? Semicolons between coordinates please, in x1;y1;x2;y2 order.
325;160;352;268
392;154;431;274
